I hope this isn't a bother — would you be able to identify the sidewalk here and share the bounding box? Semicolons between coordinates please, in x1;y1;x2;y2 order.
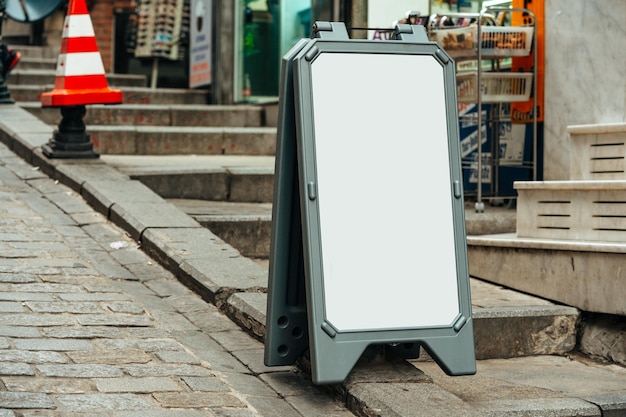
0;142;352;415
1;103;625;416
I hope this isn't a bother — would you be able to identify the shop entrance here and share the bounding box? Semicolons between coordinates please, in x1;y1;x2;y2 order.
235;0;311;102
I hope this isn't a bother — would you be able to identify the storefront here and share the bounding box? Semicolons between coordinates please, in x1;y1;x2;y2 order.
233;0;311;102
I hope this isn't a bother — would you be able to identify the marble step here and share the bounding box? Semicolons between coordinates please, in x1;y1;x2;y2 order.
568;122;626;181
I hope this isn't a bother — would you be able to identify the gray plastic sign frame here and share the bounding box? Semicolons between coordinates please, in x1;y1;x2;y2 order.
265;23;476;385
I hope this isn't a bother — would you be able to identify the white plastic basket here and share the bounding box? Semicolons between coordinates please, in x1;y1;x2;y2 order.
457;72;533;103
430;25;533;58
480;26;534;57
429;26;477;59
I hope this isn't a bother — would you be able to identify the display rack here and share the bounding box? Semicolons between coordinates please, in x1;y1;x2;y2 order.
428;7;537;212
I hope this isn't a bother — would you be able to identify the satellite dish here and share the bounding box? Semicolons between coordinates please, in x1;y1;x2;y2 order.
5;0;64;23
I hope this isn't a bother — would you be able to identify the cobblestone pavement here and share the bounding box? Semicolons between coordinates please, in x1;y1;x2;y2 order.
0;144;354;416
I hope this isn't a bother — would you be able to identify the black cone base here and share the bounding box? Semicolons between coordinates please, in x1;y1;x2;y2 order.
42;132;99;159
42;105;99;159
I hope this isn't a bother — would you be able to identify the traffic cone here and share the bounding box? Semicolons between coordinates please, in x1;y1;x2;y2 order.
40;0;122;107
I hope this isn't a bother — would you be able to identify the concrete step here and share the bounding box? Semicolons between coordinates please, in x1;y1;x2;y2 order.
13;56;57;71
102;155;275;203
8;69;147;87
89;125;276;155
8;85;210;105
10;45;59;59
20;102;267;128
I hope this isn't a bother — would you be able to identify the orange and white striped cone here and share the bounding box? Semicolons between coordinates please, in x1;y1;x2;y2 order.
40;0;122;107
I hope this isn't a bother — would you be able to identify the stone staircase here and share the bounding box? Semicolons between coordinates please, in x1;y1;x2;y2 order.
4;45;625;415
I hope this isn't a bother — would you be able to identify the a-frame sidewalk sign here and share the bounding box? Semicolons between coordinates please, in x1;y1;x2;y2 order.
265;21;476;385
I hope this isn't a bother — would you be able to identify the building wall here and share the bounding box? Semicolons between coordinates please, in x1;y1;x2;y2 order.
543;0;626;180
91;0;115;72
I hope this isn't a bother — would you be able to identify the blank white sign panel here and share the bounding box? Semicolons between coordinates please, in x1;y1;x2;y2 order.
310;52;460;332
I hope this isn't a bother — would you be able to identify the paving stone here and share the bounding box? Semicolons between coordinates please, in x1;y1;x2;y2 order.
95;377;183;393
152;392;246;408
110;280;157;296
165;293;213;313
75;314;153;327
149;310;198;331
55;393;153;411
124;327;172;339
36;364;124;378
83;283;124;293
58;293;130;301
124;261;176;282
97;338;181;352
0;392;55;409
182;376;231;392
10;282;83;293
136;339;186;352
6;241;70;252
0;409;15;417
212;409;258;417
0;313;76;327
2;377;93;393
124;364;214;377
75;248;136;280
42;326;124;339
231;348;290;375
155;350;201;364
0;350;67;363
181;307;241;333
0;265;61;275
286;394;356;417
0;336;9;348
67;349;152;365
171;330;250;373
117;411;211;417
260;371;331;398
14;338;94;351
109;246;157;267
210;329;263;353
0;273;38;283
106;301;145;314
71;211;108;225
0;362;35;375
245;395;302;417
82;222;136;247
221;372;277;397
24;301;105;314
144;279;191;297
0;292;54;302
109;291;166;316
0;301;25;313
